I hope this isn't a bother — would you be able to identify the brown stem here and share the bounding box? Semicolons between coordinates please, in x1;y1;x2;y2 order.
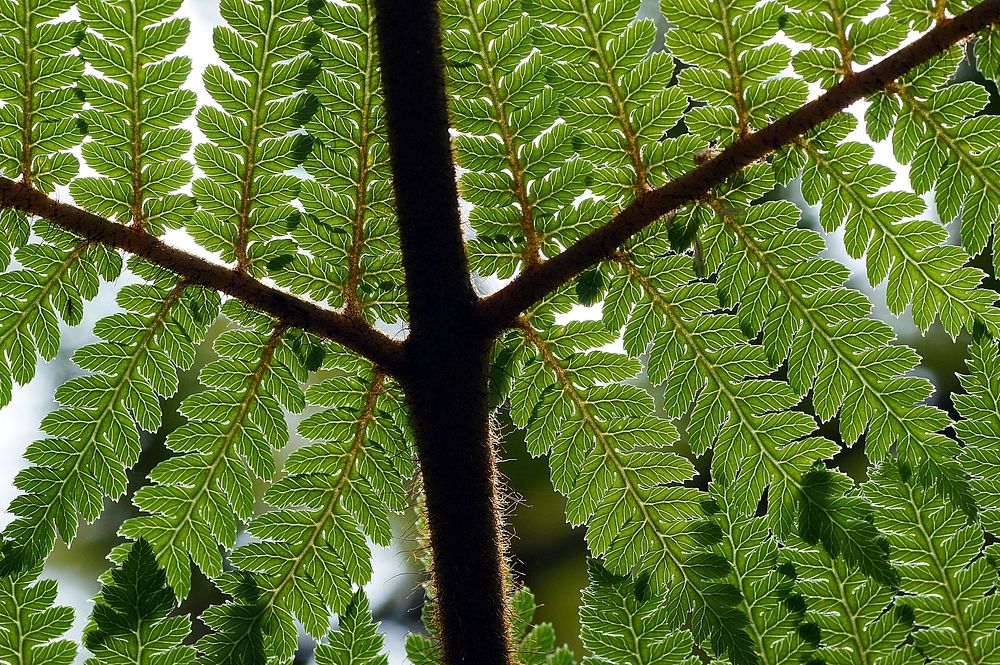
370;0;511;662
0;177;404;373
477;0;1000;334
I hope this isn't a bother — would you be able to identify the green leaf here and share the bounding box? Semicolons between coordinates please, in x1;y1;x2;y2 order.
84;539;196;665
866;462;1000;664
122;300;307;599
314;592;389;665
0;563;76;665
72;0;196;233
2;262;217;572
580;561;701;665
188;0;318;275
953;338;1000;534
230;357;414;657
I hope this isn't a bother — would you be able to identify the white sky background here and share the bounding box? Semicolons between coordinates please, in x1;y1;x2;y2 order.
0;0;957;662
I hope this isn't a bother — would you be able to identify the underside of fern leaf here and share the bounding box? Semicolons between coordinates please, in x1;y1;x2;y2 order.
0;0;1000;664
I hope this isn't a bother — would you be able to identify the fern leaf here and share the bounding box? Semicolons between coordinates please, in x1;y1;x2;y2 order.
71;0;195;234
710;487;819;665
314;591;388;665
188;0;318;276
0;223;122;408
0;564;76;665
531;0;694;203
507;303;761;663
0;0;121;410
0;0;85;268
444;0;588;275
230;356;413;655
122;300;308;598
784;0;907;86
783;537;918;665
690;164;974;516
0;0;84;193
866;463;1000;664
195;573;267;665
579;561;699;665
953;338;1000;534
662;0;807;144
780;114;1000;336
1;261;217;573
864;47;1000;271
276;0;405;322
84;539;196;665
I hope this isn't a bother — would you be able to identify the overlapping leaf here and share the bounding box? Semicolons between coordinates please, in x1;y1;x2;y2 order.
84;539;196;665
188;0;318;276
121;300;309;599
865;463;1000;664
689;165;974;518
275;0;405;322
954;339;1000;534
72;0;195;233
231;353;413;656
1;260;217;573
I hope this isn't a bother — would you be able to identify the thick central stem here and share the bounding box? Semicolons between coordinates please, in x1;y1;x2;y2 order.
402;337;511;665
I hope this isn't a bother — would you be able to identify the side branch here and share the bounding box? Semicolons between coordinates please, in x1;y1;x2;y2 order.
477;0;1000;332
0;177;406;373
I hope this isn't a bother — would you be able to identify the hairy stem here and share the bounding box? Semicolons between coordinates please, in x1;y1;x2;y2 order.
371;0;510;662
0;177;404;372
477;0;1000;332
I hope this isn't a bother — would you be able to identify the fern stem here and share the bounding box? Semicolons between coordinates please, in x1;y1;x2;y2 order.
478;0;1000;331
0;177;405;372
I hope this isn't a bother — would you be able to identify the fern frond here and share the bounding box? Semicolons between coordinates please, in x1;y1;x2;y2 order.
275;0;405;322
195;572;267;665
0;564;76;665
662;0;807;144
314;591;389;665
231;355;413;655
1;260;216;572
0;222;121;408
953;338;1000;534
862;47;1000;271
71;0;195;233
530;0;692;201
121;300;308;599
0;0;84;192
866;462;1000;664
0;0;84;268
783;536;917;665
779;114;1000;336
784;0;907;85
188;0;318;275
579;561;699;665
507;304;762;664
442;0;588;277
0;0;114;406
710;487;818;665
84;539;196;665
692;164;974;516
